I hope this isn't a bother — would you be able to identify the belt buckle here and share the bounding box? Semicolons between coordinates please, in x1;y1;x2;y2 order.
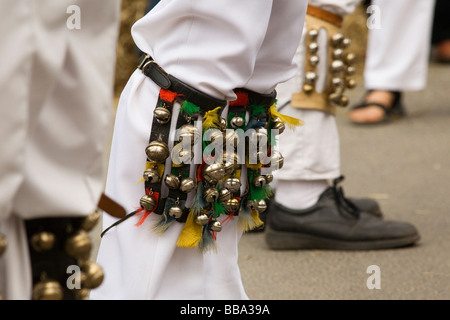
137;54;153;70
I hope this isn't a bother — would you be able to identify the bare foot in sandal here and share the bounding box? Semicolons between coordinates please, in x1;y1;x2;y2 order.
348;90;404;125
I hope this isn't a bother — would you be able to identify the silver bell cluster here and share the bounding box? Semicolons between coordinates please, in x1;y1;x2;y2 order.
302;28;357;107
303;28;320;94
328;33;356;107
30;211;105;300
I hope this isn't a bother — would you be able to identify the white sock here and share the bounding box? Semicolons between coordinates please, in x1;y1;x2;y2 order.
274;179;329;210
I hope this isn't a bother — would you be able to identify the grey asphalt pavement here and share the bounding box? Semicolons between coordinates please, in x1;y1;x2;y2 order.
238;60;450;300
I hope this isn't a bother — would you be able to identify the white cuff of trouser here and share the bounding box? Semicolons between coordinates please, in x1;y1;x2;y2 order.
274;107;341;182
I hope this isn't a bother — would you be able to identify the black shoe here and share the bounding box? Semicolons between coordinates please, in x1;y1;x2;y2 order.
265;184;420;250
252;177;383;233
334;176;383;218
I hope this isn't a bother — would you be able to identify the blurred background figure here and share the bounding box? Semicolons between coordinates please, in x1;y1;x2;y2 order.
432;0;450;63
0;0;120;300
264;0;420;251
348;0;435;125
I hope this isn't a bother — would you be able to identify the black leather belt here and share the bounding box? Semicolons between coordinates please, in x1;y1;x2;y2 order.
138;54;226;110
102;55;227;236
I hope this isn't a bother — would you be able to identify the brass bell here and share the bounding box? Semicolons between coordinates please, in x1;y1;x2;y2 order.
342;37;351;48
328;92;341;104
332;48;344;60
256;199;267;213
140;194;156;211
220;117;228;131
223;160;235;176
145;140;170;163
65;230;92;260
80;261;104;289
331;77;343;88
309;55;319;67
304;72;317;85
230;116;245;129
168;205;183;219
196;214;210;225
308;42;319;54
344;52;356;65
346;78;356;89
178;124;200;145
164;174;180;189
264;174;274;184
330;33;344;47
246;200;257;211
346;66;356;76
178;149;194;162
203;163;225;184
74;288;90;300
219;188;232;202
30;231;56;252
154;107;171;124
209;220;222;232
0;233;7;257
268;151;284;170
203;188;219;203
180;178;196;193
303;83;314;94
81;210;101;232
308;29;318;40
338;95;349;107
331;60;345;73
143;168;160;184
32;279;63;300
224;198;240;212
254;128;269;144
253;175;266;187
272;120;285;134
223;178;241;193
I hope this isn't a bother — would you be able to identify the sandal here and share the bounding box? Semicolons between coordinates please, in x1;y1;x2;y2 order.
348;90;406;125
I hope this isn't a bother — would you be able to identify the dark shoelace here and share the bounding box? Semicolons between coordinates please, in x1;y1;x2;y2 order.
332;176;360;218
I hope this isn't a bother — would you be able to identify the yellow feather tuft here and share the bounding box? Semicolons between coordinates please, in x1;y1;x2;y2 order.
176;210;203;248
269;104;304;130
245;156;262;171
202;106;222;131
250;209;264;228
238;209;264;232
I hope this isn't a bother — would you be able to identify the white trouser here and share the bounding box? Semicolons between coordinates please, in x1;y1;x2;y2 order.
274;0;361;184
0;0;120;299
91;0;307;300
364;0;435;91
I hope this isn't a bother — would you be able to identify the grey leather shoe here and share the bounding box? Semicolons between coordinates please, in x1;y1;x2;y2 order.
253;176;382;233
265;185;420;250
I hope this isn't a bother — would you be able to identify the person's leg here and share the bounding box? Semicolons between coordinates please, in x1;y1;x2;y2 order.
0;0;120;299
349;0;435;124
432;0;450;63
265;3;420;250
92;0;307;299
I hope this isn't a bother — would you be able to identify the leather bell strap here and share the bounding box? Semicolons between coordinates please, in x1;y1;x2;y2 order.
306;4;343;27
97;193;126;219
25;216;101;300
229;89;276;221
139;54;227;224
